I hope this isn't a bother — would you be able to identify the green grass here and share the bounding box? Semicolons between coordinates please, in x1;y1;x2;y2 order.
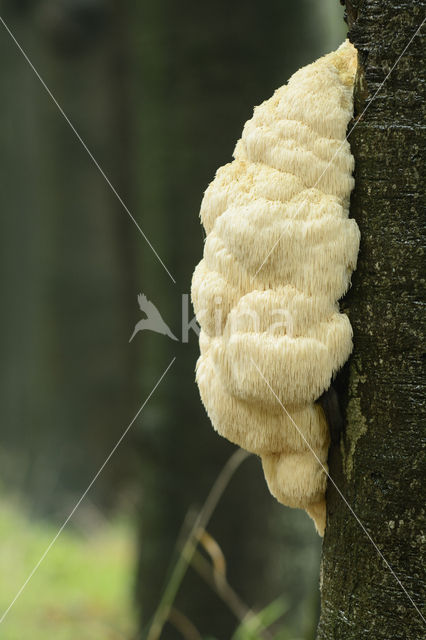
0;497;136;639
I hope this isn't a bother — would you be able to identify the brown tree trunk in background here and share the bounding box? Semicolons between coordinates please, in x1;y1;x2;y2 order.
317;2;425;638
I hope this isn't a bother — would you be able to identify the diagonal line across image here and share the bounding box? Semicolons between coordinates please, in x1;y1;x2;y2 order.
250;357;426;624
0;15;176;284
0;357;176;625
252;17;425;280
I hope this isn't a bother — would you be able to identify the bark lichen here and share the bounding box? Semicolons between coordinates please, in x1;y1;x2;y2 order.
340;358;367;479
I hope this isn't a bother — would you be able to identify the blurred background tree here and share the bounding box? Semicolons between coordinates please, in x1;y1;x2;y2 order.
0;1;345;638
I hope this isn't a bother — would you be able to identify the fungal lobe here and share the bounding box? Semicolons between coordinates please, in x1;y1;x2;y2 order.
191;41;359;535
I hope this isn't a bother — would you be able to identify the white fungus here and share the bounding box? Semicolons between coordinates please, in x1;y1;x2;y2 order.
192;41;360;535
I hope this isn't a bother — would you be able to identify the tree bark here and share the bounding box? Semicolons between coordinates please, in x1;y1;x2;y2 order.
317;2;425;639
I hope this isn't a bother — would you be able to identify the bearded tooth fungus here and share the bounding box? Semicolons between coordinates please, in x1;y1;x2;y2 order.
191;41;360;536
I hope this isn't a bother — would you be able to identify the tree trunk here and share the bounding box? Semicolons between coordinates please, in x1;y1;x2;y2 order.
317;2;425;638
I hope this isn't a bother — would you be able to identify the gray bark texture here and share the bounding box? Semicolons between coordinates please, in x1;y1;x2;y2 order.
317;1;425;639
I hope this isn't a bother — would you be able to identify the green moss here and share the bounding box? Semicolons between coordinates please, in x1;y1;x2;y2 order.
341;359;368;479
0;497;136;640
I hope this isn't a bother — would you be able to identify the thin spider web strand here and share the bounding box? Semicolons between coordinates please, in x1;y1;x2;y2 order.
253;18;425;279
0;15;176;284
0;357;176;625
250;357;425;624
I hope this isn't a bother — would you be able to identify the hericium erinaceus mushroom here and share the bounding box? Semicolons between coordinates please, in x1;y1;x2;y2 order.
192;41;359;536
